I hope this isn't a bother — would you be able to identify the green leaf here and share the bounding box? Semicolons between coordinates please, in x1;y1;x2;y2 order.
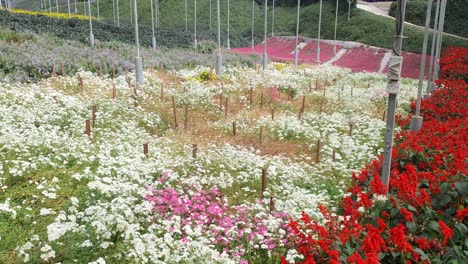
407;205;417;212
406;221;416;232
415;248;429;260
455;223;467;235
454;181;468;195
429;221;440;231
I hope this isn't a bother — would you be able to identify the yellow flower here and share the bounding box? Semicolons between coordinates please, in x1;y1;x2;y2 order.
7;8;95;21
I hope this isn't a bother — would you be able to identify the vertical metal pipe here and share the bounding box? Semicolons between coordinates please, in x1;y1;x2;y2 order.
381;0;407;191
55;0;59;13
294;0;301;66
262;0;268;70
133;0;143;85
426;0;440;95
150;0;156;49
67;0;71;18
216;0;222;78
185;0;188;31
97;0;100;20
117;0;120;27
317;0;323;62
210;0;212;31
88;0;94;46
334;0;339;55
74;0;77;13
271;0;275;36
227;0;230;49
410;0;432;131
194;0;197;48
432;0;447;85
251;0;255;49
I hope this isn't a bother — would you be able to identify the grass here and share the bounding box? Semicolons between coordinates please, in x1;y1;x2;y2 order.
14;0;468;53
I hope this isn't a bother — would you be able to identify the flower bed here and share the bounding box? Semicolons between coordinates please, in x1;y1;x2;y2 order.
282;47;468;263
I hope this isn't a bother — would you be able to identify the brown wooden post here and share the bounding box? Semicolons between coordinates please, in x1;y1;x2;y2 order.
382;110;386;121
249;87;253;106
315;139;321;163
61;64;65;77
52;65;56;77
99;64;103;79
323;88;326;97
92;105;97;126
219;93;223;110
143;143;149;157
271;109;275;120
269;196;275;213
192;144;198;158
261;168;267;198
308;81;312;92
232;121;237;137
85;120;91;138
338;90;341;101
112;65;116;80
172;96;178;128
160;84;164;101
349;123;353;136
332;149;336;161
112;84;117;100
301;95;306;112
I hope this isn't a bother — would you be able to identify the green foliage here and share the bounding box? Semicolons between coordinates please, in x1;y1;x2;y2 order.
389;0;468;38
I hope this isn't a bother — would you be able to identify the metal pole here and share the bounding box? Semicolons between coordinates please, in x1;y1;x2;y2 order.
129;0;133;25
117;0;120;27
150;0;157;49
133;0;143;85
227;0;230;49
156;0;159;27
88;0;94;46
317;0;323;62
185;0;188;31
55;0;59;13
251;0;255;49
194;0;197;48
216;0;222;78
67;0;71;17
49;0;52;13
432;0;447;87
271;0;275;36
83;0;86;15
74;0;77;13
409;0;432;131
426;0;440;96
334;0;339;55
210;0;212;31
294;0;301;66
113;0;116;23
381;0;407;190
262;0;268;70
97;0;100;20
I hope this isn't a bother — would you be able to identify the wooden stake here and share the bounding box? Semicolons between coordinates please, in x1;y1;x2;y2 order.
338;90;341;101
160;84;164;101
52;65;56;77
349;123;353;136
92;105;97;126
99;64;103;79
192;144;197;158
85;120;91;138
382;110;386;121
143;143;148;157
269;196;275;213
61;64;65;77
332;149;336;161
271;109;275;120
249;87;253;106
308;81;312;92
184;105;189;131
219;93;223;110
112;65;116;80
112;84;116;100
172;96;178;128
232;121;237;137
315;139;321;163
301;95;306;113
323;88;326;97
261;168;267;198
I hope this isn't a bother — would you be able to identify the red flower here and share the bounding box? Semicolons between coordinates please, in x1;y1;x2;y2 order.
415;237;431;250
400;208;414;222
455;208;468;220
438;220;454;246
